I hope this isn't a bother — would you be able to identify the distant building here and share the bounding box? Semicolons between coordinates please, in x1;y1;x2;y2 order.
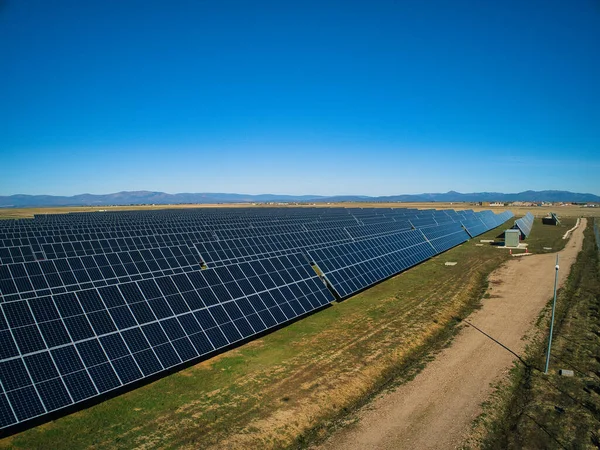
510;201;536;207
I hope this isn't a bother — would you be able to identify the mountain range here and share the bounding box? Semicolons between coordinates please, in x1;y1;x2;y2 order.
0;190;598;208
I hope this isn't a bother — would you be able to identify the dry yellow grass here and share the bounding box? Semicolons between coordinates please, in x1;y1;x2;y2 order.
1;202;596;220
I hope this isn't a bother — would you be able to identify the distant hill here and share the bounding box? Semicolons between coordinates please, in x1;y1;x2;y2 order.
357;190;600;203
0;191;327;208
0;190;598;208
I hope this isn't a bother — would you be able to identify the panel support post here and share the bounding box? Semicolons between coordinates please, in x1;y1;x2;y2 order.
544;254;560;374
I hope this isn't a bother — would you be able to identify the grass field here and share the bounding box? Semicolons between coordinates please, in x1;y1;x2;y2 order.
519;218;578;254
469;220;600;449
0;214;578;449
0;202;597;220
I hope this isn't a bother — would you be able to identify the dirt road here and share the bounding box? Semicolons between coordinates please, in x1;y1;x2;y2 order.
317;219;586;450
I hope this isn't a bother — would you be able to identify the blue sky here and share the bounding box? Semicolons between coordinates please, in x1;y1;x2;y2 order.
1;0;599;196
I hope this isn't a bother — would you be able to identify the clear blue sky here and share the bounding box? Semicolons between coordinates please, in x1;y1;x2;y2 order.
1;0;599;196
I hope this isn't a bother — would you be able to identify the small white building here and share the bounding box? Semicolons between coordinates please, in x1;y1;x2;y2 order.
505;229;520;247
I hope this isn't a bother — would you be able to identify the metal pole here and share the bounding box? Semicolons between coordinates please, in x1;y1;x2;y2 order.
544;254;560;374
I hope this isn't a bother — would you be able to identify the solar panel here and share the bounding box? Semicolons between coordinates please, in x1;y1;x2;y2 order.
344;220;413;239
409;216;439;229
460;218;488;238
421;222;470;254
514;212;534;238
307;229;436;298
195;228;352;267
494;210;515;227
457;210;514;238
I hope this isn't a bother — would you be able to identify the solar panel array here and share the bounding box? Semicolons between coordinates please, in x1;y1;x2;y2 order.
0;206;513;431
514;212;534;238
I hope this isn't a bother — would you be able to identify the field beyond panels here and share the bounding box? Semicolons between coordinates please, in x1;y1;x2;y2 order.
0;218;576;449
0;202;597;220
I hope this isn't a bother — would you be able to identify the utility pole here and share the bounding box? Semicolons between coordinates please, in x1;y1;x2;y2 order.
544;254;560;374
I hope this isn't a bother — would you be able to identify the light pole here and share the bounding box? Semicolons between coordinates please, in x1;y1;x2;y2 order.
544;254;560;374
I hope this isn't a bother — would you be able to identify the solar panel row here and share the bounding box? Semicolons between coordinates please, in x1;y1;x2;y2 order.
0;206;513;431
514;212;534;238
307;228;436;297
421;222;471;254
0;253;333;429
